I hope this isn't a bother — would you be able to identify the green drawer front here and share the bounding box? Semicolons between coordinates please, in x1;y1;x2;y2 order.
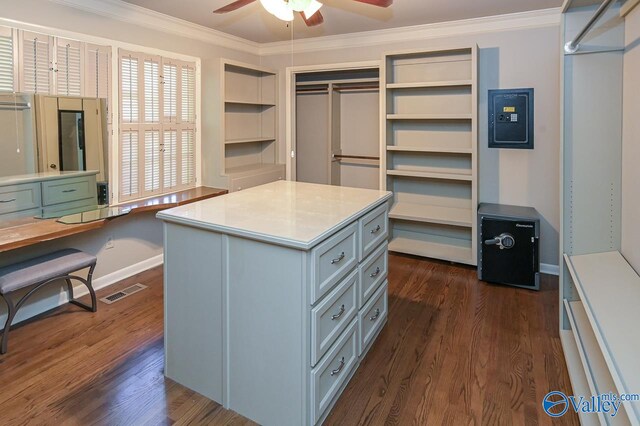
0;183;41;215
42;176;97;206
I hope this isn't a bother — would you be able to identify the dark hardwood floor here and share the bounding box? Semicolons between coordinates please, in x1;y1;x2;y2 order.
0;254;578;425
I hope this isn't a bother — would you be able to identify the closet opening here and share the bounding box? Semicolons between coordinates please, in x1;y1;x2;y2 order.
289;65;381;190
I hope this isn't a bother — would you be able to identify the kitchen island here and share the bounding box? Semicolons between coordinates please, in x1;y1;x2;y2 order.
157;181;392;426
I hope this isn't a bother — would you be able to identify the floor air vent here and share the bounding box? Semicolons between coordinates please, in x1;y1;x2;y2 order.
100;283;148;304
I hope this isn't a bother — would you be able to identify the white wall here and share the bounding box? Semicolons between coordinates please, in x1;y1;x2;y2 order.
262;24;562;267
622;4;640;271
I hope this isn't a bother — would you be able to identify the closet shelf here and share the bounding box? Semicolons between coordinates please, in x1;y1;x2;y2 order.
225;100;276;107
389;237;473;264
225;137;276;145
389;203;472;227
386;80;473;89
386;146;472;154
225;163;284;177
386;169;472;181
387;113;472;121
564;251;640;421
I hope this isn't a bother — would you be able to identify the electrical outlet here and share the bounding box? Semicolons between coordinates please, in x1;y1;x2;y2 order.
105;235;115;250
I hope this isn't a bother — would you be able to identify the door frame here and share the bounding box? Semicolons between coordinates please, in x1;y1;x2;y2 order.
285;60;380;181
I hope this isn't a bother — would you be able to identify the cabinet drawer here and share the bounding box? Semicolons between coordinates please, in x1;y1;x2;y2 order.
42;198;97;217
42;176;97;206
0;183;41;215
311;223;358;304
359;281;388;356
229;168;284;192
359;204;389;261
359;243;388;308
311;270;358;366
311;318;358;425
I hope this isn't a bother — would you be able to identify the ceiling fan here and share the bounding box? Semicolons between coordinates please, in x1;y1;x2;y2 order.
213;0;393;27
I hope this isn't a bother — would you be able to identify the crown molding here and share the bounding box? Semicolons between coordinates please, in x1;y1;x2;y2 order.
48;0;261;55
47;0;561;57
259;7;562;56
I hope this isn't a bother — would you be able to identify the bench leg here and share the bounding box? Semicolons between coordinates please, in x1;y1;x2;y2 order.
67;264;97;313
1;294;16;355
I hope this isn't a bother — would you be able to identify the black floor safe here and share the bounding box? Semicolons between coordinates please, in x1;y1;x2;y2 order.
478;203;540;290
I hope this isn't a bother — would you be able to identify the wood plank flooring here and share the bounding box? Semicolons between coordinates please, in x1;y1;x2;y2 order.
0;254;578;425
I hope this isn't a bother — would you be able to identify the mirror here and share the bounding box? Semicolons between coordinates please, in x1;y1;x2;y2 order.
0;92;110;225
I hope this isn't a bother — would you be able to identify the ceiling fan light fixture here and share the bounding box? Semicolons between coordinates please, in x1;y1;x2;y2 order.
302;0;323;18
260;0;294;21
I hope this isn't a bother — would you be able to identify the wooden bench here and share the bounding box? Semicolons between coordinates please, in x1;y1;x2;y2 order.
0;249;97;354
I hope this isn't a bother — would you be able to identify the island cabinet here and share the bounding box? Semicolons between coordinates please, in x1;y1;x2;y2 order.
157;181;393;426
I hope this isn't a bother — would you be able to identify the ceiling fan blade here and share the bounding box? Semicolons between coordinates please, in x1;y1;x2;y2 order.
300;10;324;27
352;0;393;7
213;0;257;14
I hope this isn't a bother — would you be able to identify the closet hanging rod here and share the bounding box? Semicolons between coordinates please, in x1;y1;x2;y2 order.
0;101;31;110
333;154;380;161
333;85;379;92
296;90;329;95
565;0;616;53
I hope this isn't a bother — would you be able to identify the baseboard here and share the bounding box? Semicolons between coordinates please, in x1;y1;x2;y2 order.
75;254;164;298
541;263;560;276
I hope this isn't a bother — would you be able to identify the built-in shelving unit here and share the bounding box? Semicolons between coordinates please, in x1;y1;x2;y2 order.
221;60;285;192
381;46;478;266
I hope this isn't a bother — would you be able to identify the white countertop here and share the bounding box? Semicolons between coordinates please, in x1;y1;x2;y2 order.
0;170;99;186
157;181;393;249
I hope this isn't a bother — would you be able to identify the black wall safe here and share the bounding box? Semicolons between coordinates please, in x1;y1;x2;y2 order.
478;203;540;290
488;88;534;149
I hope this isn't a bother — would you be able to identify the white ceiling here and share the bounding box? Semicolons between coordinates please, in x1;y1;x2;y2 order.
121;0;563;43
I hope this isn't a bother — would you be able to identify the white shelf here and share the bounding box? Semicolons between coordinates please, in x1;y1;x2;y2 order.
225;163;284;178
386;169;472;182
389;236;473;265
386;80;473;89
225;100;275;107
389;203;472;227
564;251;640;423
387;113;472;121
386;146;472;154
225;137;276;145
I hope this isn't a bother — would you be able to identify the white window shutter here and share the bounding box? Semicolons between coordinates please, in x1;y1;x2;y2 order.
120;53;139;123
163;129;178;189
163;63;177;122
20;31;53;94
0;27;15;92
181;65;195;123
181;129;195;185
144;129;161;192
120;130;140;199
55;38;83;96
144;58;160;123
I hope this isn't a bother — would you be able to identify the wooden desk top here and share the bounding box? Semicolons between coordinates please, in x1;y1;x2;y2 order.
0;186;227;254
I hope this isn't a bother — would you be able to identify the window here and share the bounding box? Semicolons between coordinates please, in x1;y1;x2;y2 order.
0;27;16;92
119;50;196;201
55;38;83;96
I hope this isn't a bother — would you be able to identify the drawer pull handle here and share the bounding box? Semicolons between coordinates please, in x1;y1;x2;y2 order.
330;252;345;265
370;267;381;278
370;225;381;234
331;305;345;320
0;198;16;203
330;357;345;376
62;189;77;193
370;308;381;321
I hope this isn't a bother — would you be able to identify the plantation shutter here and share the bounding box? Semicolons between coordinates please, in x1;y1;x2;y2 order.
85;43;111;122
119;49;196;201
0;27;15;92
55;38;82;96
120;130;140;199
20;31;53;94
